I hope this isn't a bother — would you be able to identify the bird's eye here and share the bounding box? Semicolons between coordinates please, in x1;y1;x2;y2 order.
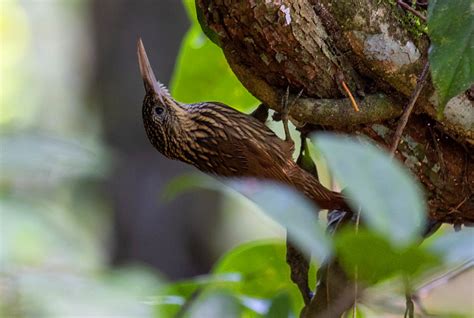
154;106;164;116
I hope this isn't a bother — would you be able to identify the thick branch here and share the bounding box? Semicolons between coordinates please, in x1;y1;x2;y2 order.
197;0;473;143
231;61;402;127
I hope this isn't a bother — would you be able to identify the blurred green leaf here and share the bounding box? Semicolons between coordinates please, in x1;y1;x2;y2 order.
162;173;216;201
427;0;474;113
227;180;331;262
265;292;294;318
0;132;108;184
156;241;310;317
427;228;474;265
213;241;293;298
6;266;161;317
335;228;440;285
213;240;304;315
181;0;198;24
186;292;241;318
0;195;104;268
154;273;241;318
163;174;331;262
313;134;426;246
172;0;258;112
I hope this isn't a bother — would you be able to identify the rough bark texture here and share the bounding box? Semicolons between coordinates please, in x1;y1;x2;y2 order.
196;0;473;225
196;1;473;316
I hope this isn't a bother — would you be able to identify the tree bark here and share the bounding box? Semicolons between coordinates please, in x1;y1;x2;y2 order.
196;0;473;225
196;0;473;316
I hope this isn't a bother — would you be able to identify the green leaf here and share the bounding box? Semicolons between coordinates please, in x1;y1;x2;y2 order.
186;292;241;318
213;240;306;315
153;273;241;318
162;173;216;201
163;174;331;262
335;228;440;285
213;241;294;298
428;0;474;113
226;179;331;262
265;292;294;318
313;134;426;246
172;0;258;112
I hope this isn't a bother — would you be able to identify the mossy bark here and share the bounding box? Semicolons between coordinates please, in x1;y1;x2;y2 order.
196;1;473;315
196;0;473;224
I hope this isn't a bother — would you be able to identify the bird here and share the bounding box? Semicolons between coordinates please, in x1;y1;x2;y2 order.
137;39;349;211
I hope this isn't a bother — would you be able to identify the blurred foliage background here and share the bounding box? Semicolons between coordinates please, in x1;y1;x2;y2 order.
0;0;472;317
0;0;283;315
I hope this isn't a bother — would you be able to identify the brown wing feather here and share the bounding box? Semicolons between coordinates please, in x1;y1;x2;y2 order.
186;102;348;210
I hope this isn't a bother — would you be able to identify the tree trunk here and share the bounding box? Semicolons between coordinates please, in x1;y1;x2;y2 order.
196;1;473;316
196;0;473;225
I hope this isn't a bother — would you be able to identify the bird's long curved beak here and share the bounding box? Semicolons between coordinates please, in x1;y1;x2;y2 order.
137;38;159;93
137;38;176;108
137;38;174;106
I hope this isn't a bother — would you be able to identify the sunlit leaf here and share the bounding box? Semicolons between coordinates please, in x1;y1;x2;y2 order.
313;134;426;246
213;241;292;297
172;0;258;112
265;292;294;318
428;0;474;113
213;240;305;315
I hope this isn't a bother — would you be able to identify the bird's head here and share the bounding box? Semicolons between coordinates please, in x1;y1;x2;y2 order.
137;39;186;158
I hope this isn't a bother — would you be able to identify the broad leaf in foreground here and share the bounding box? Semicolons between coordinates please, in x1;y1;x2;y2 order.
313;134;426;245
428;0;474;113
163;174;331;262
335;229;440;284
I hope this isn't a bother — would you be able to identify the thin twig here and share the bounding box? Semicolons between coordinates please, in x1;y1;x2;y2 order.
411;294;431;316
390;61;430;156
341;80;360;112
404;290;415;318
447;196;469;214
429;127;446;181
352;209;361;318
396;0;427;21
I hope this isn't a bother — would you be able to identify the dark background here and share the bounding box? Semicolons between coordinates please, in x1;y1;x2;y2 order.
91;0;220;279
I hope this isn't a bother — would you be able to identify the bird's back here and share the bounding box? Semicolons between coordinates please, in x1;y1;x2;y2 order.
184;102;348;211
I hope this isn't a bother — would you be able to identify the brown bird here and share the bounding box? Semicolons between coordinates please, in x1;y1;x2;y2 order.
137;39;349;211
